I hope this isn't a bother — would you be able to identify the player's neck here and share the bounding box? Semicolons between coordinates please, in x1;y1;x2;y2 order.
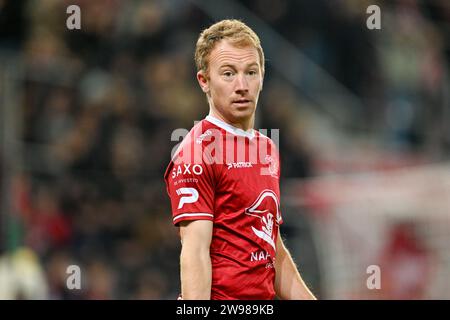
208;110;254;132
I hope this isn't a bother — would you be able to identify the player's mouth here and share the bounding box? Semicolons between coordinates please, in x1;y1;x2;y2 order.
232;99;252;107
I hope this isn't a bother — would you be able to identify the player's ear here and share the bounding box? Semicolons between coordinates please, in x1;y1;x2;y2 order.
197;70;209;93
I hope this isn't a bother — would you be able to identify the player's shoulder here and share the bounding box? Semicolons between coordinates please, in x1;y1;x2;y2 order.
164;119;221;179
165;119;219;177
172;119;220;158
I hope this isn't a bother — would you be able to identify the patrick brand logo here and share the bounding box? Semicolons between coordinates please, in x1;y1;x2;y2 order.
196;129;213;144
227;161;253;170
245;190;281;250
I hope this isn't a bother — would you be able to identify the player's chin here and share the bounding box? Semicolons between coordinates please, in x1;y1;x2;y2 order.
231;103;255;116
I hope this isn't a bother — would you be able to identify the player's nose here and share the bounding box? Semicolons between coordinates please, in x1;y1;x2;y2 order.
235;73;249;93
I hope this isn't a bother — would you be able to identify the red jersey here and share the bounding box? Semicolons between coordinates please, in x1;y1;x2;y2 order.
164;115;282;300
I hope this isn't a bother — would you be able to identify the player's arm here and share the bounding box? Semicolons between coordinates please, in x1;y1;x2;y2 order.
179;219;213;299
274;235;317;300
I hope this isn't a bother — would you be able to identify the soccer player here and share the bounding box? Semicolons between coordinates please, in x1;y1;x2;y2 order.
164;19;316;300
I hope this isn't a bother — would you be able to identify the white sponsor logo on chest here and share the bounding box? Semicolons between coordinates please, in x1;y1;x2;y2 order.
172;164;203;178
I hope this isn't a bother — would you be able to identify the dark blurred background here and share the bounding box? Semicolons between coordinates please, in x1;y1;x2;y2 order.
0;0;449;299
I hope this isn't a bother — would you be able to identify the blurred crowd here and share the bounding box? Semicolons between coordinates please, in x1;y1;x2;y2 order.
0;0;449;299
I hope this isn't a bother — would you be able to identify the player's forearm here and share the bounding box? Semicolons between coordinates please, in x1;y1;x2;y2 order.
180;246;212;299
275;244;316;300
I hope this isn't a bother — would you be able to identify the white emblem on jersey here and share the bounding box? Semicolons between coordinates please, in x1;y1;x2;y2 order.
245;190;281;250
176;187;199;209
265;155;278;178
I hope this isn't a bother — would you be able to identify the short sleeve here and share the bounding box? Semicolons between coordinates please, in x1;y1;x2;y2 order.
164;152;215;226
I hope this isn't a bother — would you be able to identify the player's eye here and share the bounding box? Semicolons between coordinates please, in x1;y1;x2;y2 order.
248;70;258;76
223;71;234;77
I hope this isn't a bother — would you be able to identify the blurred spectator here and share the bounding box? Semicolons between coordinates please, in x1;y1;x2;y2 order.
377;222;433;299
25;185;72;255
0;247;49;299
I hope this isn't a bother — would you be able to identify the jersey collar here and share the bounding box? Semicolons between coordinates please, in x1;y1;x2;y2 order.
205;115;255;140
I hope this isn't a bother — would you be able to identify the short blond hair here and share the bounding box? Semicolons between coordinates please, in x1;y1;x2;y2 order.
195;19;265;75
